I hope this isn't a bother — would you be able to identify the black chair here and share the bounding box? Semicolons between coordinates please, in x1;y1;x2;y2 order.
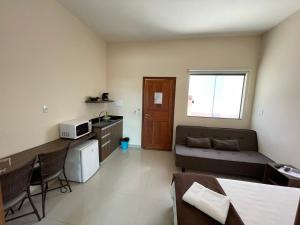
0;159;41;222
30;145;72;218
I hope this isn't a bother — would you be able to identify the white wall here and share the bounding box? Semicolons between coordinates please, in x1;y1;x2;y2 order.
0;0;107;157
107;36;261;146
252;10;300;167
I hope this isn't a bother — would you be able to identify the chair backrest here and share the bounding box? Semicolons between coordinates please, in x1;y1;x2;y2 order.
0;157;11;175
0;158;35;203
38;145;69;180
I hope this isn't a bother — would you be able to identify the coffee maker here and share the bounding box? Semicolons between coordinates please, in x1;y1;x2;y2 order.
102;93;109;101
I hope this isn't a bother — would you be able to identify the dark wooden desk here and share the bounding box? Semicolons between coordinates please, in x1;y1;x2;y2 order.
1;132;97;174
0;187;4;225
0;132;96;224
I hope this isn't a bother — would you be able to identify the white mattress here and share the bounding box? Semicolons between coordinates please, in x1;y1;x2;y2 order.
172;178;300;225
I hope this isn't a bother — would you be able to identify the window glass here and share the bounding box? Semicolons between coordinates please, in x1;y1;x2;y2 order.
187;73;245;119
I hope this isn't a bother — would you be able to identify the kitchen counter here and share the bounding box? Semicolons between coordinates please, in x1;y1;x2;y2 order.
91;116;123;129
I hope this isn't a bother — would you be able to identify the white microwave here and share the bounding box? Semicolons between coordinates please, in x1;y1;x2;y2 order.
59;119;92;139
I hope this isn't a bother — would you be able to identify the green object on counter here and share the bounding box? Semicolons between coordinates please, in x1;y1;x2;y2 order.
102;112;111;121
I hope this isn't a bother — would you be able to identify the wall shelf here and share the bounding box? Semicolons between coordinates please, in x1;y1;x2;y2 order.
85;100;114;103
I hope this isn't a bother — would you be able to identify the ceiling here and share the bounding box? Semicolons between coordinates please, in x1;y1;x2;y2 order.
58;0;300;42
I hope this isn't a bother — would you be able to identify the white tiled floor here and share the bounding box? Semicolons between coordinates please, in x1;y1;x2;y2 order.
7;148;178;225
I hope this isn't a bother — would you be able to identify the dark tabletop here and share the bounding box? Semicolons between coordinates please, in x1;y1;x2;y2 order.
0;132;97;174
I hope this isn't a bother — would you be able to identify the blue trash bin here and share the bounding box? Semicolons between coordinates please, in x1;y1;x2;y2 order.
121;141;128;151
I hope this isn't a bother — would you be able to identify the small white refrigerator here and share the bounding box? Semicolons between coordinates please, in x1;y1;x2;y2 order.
64;139;99;183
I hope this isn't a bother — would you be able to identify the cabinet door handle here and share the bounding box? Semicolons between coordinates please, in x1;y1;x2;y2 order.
102;133;111;139
102;140;111;148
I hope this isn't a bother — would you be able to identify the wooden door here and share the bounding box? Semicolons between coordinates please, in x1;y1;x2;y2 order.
142;77;176;151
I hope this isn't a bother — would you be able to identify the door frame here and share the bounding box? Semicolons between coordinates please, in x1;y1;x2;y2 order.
141;77;176;150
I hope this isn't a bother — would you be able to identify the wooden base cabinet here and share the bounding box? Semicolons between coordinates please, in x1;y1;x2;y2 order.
110;121;123;151
95;120;123;162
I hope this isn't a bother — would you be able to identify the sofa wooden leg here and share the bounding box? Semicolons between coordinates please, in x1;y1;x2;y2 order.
181;167;186;173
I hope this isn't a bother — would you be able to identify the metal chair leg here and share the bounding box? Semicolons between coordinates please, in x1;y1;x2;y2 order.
63;171;72;192
27;190;41;221
59;178;67;193
41;183;48;218
4;208;15;217
5;210;9;217
18;198;26;210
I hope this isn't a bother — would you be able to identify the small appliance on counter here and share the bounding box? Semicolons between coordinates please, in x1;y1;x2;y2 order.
101;93;109;101
59;119;92;139
64;139;99;183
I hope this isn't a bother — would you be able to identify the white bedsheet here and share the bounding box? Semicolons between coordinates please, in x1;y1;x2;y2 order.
218;178;300;225
172;178;300;225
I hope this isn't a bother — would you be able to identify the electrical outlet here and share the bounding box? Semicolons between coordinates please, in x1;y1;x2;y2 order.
42;105;48;113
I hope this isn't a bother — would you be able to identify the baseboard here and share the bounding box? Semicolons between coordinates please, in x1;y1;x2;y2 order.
129;144;141;149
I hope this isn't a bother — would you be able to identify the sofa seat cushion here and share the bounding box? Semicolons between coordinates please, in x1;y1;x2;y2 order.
175;145;271;164
175;145;274;179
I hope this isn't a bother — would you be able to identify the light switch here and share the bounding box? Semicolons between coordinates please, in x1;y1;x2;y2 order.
42;105;49;113
258;109;264;116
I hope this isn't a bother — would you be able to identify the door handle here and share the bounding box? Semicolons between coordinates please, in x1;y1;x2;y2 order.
102;133;111;139
145;114;152;119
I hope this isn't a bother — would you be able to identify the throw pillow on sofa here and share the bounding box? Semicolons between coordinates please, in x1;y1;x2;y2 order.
186;137;212;149
213;139;240;151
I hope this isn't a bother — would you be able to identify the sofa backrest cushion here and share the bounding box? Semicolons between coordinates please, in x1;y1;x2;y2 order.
186;137;212;149
176;125;258;152
212;139;240;151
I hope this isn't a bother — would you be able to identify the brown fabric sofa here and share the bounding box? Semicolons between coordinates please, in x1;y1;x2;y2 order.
175;125;274;180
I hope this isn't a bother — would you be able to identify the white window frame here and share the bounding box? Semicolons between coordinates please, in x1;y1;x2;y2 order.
187;70;248;119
